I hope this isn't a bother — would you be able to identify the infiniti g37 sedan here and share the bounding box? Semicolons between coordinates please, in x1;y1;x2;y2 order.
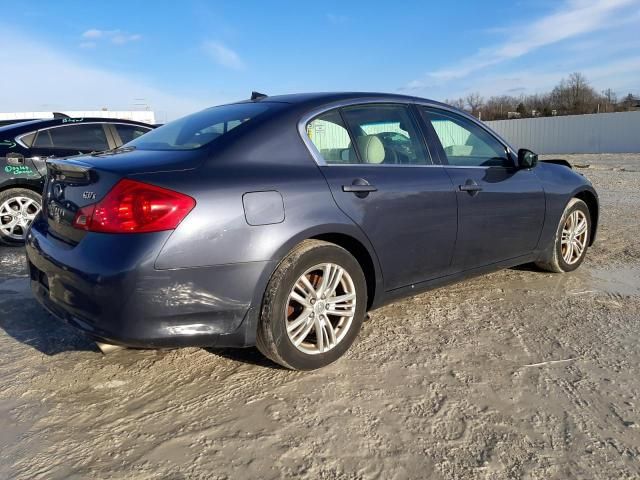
26;92;598;370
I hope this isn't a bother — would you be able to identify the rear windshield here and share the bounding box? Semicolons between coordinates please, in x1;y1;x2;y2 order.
127;103;270;151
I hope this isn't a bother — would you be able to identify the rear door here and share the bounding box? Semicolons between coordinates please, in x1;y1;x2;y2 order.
305;103;458;291
418;106;545;270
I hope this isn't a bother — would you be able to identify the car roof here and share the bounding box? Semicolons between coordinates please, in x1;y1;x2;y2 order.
236;91;453;110
0;117;154;135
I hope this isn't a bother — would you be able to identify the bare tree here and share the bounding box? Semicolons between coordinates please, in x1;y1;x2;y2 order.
441;72;623;120
444;97;466;111
465;92;484;118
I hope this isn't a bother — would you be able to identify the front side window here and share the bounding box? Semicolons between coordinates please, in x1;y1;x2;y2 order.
115;124;151;144
46;124;110;151
128;103;270;151
422;109;510;167
341;104;430;165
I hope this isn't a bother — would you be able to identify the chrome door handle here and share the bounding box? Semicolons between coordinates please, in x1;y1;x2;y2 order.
459;180;482;195
342;184;377;193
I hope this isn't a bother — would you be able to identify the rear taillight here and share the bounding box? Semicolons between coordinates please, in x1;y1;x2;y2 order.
72;179;195;233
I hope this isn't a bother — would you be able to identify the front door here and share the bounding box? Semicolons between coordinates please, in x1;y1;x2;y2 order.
305;104;458;290
419;107;545;271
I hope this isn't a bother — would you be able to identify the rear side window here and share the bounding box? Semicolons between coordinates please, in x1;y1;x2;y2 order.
128;103;271;151
306;110;354;164
18;131;36;147
114;124;151;144
38;124;110;151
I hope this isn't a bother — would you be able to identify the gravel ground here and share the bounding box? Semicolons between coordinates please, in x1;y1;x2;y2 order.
1;154;639;479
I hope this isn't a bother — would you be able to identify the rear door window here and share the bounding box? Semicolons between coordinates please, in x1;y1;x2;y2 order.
33;130;53;148
114;124;152;144
46;124;110;151
340;104;430;165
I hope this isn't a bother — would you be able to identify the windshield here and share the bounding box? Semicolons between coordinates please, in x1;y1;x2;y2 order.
127;103;270;151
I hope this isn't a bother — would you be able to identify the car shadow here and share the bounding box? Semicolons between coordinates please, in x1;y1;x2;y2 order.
0;294;98;355
205;346;287;370
510;262;541;272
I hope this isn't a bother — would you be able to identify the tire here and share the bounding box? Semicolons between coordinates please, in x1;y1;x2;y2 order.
536;198;591;273
256;240;367;370
0;188;42;245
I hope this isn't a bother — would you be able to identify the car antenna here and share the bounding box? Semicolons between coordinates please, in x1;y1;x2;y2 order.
250;91;268;101
52;112;70;119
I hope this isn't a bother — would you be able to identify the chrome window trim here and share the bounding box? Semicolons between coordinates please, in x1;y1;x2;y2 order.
297;98;517;168
108;122;153;131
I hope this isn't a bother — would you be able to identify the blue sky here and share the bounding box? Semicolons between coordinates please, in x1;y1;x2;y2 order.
0;0;638;121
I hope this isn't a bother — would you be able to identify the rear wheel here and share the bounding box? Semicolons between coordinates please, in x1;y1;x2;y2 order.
0;188;41;245
536;198;590;273
256;240;367;370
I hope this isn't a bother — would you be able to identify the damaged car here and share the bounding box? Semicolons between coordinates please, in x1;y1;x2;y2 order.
25;92;598;370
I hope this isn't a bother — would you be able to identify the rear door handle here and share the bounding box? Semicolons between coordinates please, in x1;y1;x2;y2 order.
342;184;377;193
342;178;377;197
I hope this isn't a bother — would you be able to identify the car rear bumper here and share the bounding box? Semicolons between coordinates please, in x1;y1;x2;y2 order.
25;219;273;348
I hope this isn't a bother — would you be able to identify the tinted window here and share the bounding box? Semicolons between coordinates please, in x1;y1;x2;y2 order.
423;109;510;167
114;124;151;144
341;104;430;165
128;103;270;151
33;130;53;148
306;110;354;164
46;124;109;151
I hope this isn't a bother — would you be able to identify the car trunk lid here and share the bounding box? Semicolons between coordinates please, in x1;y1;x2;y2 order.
42;149;201;243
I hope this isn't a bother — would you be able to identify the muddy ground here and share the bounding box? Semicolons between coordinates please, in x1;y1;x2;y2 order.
1;154;639;479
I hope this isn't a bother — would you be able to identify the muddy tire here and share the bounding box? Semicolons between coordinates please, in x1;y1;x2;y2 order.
256;240;367;370
536;198;591;273
0;188;42;246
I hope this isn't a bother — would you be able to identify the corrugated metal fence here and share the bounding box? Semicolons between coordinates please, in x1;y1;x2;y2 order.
485;111;640;154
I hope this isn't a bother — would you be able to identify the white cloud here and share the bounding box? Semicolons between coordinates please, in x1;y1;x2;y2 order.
82;28;104;39
202;41;245;70
0;26;226;121
81;28;142;46
404;0;639;89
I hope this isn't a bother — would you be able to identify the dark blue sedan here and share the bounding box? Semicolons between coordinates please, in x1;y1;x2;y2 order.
25;92;598;370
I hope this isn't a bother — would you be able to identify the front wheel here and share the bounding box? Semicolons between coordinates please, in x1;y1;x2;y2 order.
0;188;42;245
536;198;591;273
256;240;367;370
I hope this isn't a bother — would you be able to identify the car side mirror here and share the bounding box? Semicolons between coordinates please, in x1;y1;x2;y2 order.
517;148;538;169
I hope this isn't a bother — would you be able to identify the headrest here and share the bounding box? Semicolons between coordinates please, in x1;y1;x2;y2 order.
356;135;385;164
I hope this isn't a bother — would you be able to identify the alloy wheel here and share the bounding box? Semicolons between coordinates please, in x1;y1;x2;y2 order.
285;263;357;355
0;196;41;241
561;210;588;265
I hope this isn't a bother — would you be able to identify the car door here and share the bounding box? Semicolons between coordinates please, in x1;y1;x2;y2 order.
418;106;545;271
304;103;458;291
